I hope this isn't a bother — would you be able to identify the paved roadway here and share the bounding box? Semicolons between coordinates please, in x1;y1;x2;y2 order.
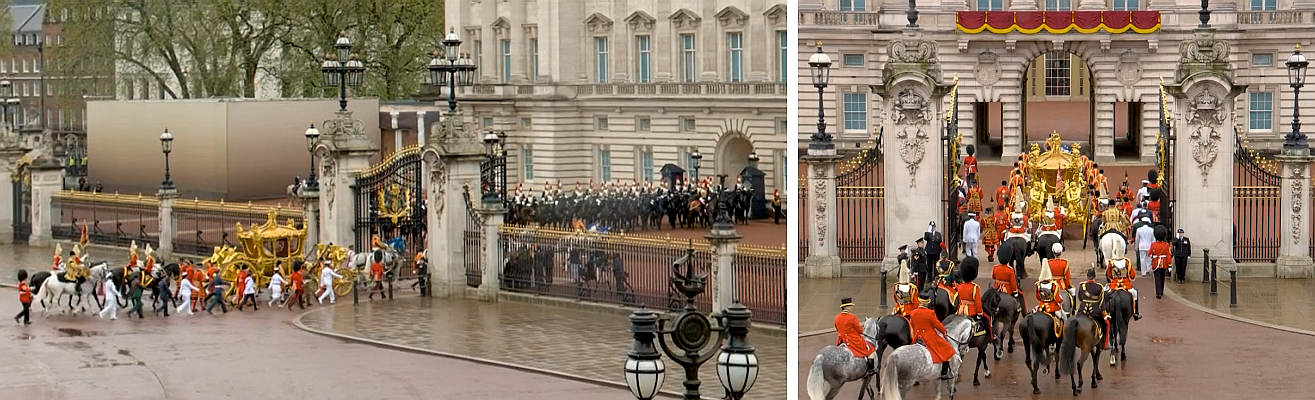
798;275;1315;399
0;286;628;400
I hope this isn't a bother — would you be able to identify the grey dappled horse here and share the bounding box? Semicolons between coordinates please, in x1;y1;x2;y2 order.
878;316;972;400
807;317;880;400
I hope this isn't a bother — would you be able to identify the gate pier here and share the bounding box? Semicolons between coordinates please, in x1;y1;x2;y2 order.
1277;154;1315;278
423;110;486;299
802;152;841;278
318;110;379;249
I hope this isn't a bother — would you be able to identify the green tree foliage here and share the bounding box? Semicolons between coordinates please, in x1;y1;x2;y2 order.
46;0;443;102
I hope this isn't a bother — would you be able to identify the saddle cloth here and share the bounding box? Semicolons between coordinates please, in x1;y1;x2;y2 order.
1046;312;1064;339
1003;232;1032;242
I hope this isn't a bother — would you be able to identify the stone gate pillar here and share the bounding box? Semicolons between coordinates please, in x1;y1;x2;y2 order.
157;188;178;260
871;29;950;272
316;110;379;251
0;147;28;243
422;110;486;298
299;188;320;257
27;157;63;247
1276;155;1314;278
476;200;506;301
802;153;841;278
1165;29;1245;280
708;221;741;313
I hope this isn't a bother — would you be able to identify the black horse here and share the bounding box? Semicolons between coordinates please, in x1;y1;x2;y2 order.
981;286;1022;359
998;236;1032;280
1034;232;1063;263
871;313;912;394
1020;311;1064;394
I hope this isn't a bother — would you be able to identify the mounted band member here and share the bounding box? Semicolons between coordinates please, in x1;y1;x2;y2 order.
1041;204;1065;233
1006;205;1031;242
143;244;156;275
1046;243;1073;295
1097;199;1131;239
53;243;63;271
128;241;140;269
992;258;1026;311
955;258;991;341
1077;269;1111;349
893;250;919;318
834;297;876;373
1106;253;1142;320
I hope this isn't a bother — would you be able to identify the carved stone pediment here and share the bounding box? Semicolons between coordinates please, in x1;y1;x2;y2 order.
523;24;537;39
715;6;749;28
625;11;656;32
1178;32;1230;64
584;13;613;33
888;39;938;64
669;9;701;30
764;4;787;25
491;17;511;37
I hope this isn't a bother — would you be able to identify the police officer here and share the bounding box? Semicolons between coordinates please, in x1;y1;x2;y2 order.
1171;228;1192;283
911;238;930;290
925;221;944;262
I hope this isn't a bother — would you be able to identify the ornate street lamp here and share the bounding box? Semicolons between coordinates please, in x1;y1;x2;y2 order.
1286;44;1310;152
808;42;834;151
691;149;703;182
159;129;174;190
428;29;480;113
304;124;321;190
714;174;733;230
320;32;367;112
624;246;758;400
482;130;506;203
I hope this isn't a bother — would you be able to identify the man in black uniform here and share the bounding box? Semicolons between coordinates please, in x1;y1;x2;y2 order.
1075;269;1110;349
925;221;944;264
1171;228;1191;283
772;189;784;225
912;238;929;289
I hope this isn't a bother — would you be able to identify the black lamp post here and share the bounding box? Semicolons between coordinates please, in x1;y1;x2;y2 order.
428;29;479;113
1286;45;1310;152
159;129;174;190
482;130;506;203
304;124;321;190
691;149;703;183
320;32;366;112
808;42;833;151
624;247;758;400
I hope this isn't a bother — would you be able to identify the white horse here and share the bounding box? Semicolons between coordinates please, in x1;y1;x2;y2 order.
807;317;880;400
38;274;87;316
879;316;972;400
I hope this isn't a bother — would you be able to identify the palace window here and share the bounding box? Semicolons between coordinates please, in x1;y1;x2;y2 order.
595;115;609;130
727;32;743;83
522;148;534;181
595;37;610;83
636;35;652;83
530;39;539;82
843;54;864;67
1252;53;1273;67
1249;92;1273;131
639;148;654;182
682;34;697;82
840;0;866;12
501;39;511;83
681;116;696;132
637;116;652;131
777;31;788;82
1045;0;1072;11
598;148;612;182
1044;51;1071;97
1113;0;1140;11
1251;0;1277;11
843;92;867;132
976;0;1004;11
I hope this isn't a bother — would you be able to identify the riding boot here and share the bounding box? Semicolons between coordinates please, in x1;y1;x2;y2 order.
939;361;953;380
866;358;876;376
1133;298;1142;320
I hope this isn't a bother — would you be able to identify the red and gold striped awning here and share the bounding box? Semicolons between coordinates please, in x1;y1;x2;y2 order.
956;11;1161;34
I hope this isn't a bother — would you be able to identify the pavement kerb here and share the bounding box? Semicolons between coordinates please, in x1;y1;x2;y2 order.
1164;286;1315;337
290;298;708;400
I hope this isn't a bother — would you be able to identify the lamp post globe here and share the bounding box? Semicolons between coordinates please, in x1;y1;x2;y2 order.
691;149;703;181
625;307;666;400
321;56;341;87
808;42;834;151
442;29;462;61
715;303;758;399
1286;44;1310;152
334;32;353;62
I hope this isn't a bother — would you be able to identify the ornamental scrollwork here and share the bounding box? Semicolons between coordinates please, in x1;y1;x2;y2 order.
1189;126;1221;184
1293;170;1304;245
896;126;929;188
430;157;449;226
812;166;828;250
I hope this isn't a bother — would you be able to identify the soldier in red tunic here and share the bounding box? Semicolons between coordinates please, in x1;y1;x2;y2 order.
955;258;991;341
1106;255;1140;320
995;181;1010;210
834;297;876;373
992;260;1026;310
909;295;956;380
1046;243;1073;295
1149;227;1174;299
963;145;979;180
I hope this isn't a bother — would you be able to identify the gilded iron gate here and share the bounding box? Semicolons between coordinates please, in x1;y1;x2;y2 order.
1233;133;1281;263
352;146;426;280
463;184;482;287
798;135;885;264
11;159;30;243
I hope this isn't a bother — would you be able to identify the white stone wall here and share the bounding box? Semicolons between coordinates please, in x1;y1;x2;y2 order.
799;3;1315;158
446;0;789;193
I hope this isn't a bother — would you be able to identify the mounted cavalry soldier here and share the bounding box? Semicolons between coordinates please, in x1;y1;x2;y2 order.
1046;243;1073;296
955;257;992;341
53;243;63;271
992;255;1026;311
892;252;919;318
1076;269;1110;349
1034;266;1067;323
910;292;957;380
1096;198;1132;264
1106;248;1142;320
834;297;876;374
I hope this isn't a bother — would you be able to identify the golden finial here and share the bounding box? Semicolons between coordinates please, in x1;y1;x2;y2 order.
816;41;823;47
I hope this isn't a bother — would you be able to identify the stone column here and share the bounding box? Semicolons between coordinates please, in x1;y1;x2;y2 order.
707;223;741;313
299;188;320;257
1165;29;1244;280
317;110;379;250
156;188;178;260
476;200;506;301
423;110;487;298
416;111;428;147
509;0;530;84
802;153;841;278
871;30;948;273
0;147;28;243
27;158;63;247
1276;154;1314;278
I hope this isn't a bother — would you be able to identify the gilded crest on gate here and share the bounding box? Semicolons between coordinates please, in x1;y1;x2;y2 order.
377;179;413;224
